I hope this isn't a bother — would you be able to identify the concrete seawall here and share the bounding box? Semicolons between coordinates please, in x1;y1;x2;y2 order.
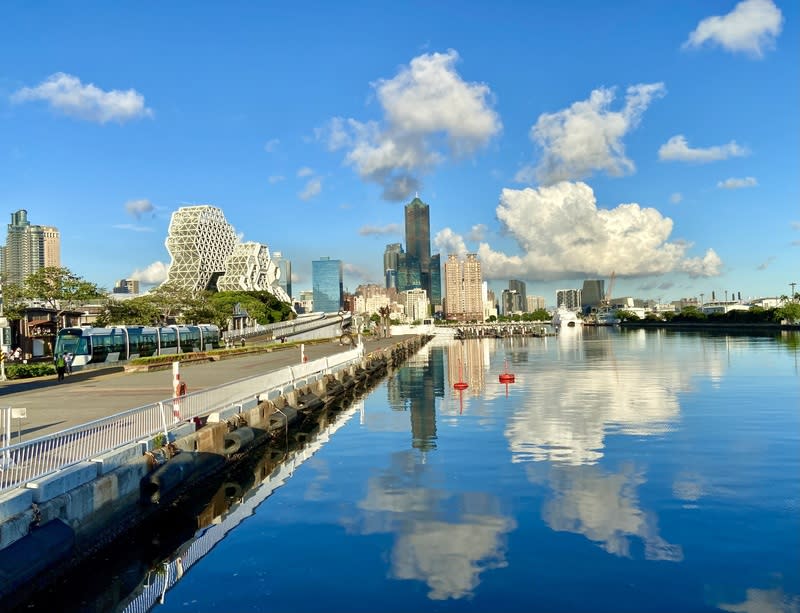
0;334;430;608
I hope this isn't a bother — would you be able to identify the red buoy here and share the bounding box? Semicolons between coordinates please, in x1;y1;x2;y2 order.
498;360;515;383
453;360;469;390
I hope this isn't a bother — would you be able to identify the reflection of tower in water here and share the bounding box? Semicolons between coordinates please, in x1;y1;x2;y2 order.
387;347;445;451
447;339;486;394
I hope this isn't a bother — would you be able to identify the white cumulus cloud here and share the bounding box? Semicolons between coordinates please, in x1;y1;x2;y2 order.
320;49;501;201
124;198;154;219
670;192;683;204
658;135;749;163
434;227;469;258
516;83;665;185
268;175;285;184
130;261;169;284
299;177;322;200
441;181;722;281
12;72;153;123
717;176;757;189
358;223;402;236
297;166;314;177
683;0;784;58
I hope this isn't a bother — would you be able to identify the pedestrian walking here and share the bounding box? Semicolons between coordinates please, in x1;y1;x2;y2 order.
55;353;66;381
65;351;74;375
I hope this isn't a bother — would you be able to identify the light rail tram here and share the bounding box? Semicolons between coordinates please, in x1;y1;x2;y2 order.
54;324;221;367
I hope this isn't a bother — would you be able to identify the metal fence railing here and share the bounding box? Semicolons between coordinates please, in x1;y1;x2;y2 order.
0;345;365;493
222;312;351;342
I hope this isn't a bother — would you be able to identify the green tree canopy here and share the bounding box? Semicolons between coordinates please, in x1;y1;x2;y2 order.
17;267;105;328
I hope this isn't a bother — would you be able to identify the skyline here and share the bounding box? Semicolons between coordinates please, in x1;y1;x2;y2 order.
1;1;797;303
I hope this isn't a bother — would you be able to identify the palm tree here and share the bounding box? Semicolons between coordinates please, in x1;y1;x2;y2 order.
378;306;391;338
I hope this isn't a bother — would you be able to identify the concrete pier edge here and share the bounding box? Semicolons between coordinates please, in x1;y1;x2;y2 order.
0;334;430;606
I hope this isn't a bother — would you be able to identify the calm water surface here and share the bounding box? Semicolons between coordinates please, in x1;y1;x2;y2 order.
151;328;799;612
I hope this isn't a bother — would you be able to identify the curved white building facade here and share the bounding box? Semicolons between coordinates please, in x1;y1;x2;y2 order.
217;242;292;302
164;205;291;303
165;206;238;292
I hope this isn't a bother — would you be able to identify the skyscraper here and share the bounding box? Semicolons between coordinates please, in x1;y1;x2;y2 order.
312;256;343;313
273;251;292;300
444;253;483;321
401;196;441;311
3;210;60;286
383;243;403;290
508;279;527;311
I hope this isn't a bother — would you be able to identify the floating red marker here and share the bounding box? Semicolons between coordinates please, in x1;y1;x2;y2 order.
498;360;515;384
453;360;469;390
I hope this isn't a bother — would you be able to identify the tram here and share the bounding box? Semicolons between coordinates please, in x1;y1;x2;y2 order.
53;324;221;367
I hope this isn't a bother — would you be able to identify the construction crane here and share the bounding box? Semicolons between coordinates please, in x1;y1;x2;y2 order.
602;271;616;307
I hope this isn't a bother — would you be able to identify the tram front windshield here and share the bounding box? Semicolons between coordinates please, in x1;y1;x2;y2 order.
55;331;90;357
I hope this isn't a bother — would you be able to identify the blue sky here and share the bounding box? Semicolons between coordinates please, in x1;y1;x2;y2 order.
1;0;797;305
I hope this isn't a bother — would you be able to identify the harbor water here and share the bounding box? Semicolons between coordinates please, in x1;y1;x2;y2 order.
142;328;798;611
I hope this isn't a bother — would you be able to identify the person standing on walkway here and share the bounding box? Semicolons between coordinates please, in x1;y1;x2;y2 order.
65;351;74;375
55;353;66;381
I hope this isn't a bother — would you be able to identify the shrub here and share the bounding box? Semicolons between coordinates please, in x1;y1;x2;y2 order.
6;362;56;380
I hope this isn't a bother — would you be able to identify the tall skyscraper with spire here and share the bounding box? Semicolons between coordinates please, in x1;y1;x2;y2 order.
398;196;441;311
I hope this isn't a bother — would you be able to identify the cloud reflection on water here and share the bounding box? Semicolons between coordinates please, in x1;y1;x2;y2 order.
342;451;516;600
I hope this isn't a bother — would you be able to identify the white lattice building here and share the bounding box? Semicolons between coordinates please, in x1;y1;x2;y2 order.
217;242;291;302
164;205;291;303
165;206;238;292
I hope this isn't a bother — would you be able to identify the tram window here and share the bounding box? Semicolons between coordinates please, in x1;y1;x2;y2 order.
128;331;141;356
160;330;177;350
140;332;157;357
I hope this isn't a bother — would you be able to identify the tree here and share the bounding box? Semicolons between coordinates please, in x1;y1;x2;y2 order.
21;267;105;329
617;309;640;322
378;305;391;338
529;308;551;321
776;302;800;324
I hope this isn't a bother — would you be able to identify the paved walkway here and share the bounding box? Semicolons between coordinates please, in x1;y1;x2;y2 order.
0;336;412;443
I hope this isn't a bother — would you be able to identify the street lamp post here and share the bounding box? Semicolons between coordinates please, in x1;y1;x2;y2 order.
0;280;6;382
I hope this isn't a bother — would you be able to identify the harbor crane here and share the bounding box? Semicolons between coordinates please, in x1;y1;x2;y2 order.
602;271;616;307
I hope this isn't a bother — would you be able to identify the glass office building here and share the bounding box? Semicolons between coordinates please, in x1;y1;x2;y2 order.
312;257;343;313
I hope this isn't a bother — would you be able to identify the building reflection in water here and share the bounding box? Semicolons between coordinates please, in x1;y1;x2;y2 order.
342;451;516;601
387;345;445;451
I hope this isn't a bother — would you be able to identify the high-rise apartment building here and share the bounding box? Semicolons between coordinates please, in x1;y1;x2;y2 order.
527;295;545;312
273;251;292;299
444;253;483;321
3;210;60;285
502;289;524;315
312;256;343;313
508;279;527;311
383;243;403;290
556;288;581;311
113;279;140;294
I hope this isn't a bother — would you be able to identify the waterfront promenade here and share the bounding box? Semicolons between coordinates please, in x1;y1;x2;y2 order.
0;335;411;443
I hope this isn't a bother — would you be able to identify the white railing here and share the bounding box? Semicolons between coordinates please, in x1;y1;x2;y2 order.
0;345;365;493
222;312;346;341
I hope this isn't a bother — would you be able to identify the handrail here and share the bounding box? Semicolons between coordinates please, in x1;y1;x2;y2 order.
0;344;365;493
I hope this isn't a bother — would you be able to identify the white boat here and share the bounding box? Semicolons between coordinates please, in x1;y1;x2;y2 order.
595;307;621;325
552;306;582;329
